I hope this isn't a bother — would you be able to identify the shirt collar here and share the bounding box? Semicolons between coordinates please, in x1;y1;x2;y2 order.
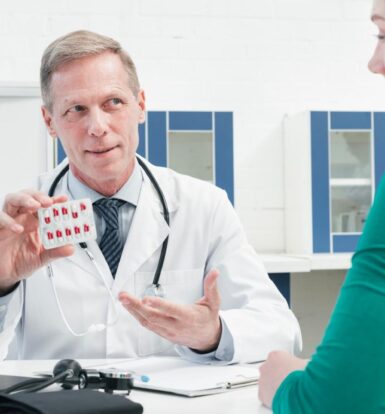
67;159;143;206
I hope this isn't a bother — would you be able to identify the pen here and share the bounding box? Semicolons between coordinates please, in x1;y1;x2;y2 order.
132;373;150;383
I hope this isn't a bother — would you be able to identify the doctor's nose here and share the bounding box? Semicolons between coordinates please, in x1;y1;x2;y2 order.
87;109;108;138
368;43;385;75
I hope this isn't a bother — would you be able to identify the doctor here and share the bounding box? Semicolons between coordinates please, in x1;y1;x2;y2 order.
0;30;301;362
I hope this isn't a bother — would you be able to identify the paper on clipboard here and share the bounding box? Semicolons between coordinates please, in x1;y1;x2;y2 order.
106;356;260;397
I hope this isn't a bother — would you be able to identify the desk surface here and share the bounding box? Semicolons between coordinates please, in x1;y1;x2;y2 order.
0;359;272;414
260;253;352;273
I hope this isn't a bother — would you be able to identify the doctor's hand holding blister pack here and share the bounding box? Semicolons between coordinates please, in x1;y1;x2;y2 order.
0;191;75;294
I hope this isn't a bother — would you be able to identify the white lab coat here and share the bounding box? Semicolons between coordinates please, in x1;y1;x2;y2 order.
0;159;301;363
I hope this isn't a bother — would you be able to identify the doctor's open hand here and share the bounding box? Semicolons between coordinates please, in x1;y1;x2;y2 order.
119;269;222;352
0;190;74;294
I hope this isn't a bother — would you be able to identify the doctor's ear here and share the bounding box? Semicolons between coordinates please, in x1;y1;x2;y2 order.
137;90;146;124
41;106;58;138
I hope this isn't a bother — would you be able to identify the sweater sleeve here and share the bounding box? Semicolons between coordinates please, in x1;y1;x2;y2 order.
272;176;385;413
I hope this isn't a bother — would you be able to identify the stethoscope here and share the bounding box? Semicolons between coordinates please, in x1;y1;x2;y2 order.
46;156;169;336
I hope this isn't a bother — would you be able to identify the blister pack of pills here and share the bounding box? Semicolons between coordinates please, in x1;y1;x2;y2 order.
38;198;97;249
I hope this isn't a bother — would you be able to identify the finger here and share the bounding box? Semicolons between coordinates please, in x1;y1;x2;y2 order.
0;211;24;233
21;191;68;208
118;291;143;311
119;294;177;334
198;269;220;310
124;305;149;326
4;193;39;216
120;295;155;325
258;379;266;405
138;305;176;327
259;360;268;374
130;309;176;341
22;189;56;207
119;292;174;324
4;192;51;216
119;292;152;321
41;244;75;263
52;194;69;204
120;299;177;341
141;296;186;319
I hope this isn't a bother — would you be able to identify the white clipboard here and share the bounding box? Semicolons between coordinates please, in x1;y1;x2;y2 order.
104;356;260;397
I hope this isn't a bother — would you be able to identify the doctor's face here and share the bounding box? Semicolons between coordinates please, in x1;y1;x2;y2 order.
369;0;385;75
42;52;145;196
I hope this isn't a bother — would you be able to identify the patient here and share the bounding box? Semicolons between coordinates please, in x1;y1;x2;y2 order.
258;0;385;412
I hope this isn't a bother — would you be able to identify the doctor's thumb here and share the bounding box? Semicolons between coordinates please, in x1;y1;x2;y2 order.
202;269;220;309
42;244;75;263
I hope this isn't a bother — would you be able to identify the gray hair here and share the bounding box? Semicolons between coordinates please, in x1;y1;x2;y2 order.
40;30;140;111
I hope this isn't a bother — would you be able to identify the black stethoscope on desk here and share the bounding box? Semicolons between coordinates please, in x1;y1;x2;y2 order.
46;156;169;336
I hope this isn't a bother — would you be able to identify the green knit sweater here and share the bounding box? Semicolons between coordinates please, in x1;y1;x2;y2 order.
273;178;385;413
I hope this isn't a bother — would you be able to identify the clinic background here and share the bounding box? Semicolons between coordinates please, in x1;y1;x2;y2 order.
0;0;380;357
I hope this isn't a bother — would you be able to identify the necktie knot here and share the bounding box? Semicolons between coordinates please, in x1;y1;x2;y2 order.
93;198;125;230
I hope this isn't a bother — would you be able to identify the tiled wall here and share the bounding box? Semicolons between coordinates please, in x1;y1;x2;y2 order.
0;0;379;252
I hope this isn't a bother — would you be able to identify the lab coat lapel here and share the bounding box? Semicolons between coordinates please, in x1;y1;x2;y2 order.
115;174;170;281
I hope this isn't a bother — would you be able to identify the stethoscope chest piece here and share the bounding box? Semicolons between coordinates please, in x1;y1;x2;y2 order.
143;283;165;298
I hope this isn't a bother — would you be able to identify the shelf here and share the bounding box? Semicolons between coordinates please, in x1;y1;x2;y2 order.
330;178;371;186
294;253;352;271
260;253;352;274
259;254;309;274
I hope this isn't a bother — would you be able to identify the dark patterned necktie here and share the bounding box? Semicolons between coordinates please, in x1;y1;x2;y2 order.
93;198;126;277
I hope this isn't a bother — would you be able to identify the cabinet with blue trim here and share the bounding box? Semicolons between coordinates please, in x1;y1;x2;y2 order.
139;111;234;204
284;111;385;254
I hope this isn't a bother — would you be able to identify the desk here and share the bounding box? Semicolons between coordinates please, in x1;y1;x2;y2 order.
0;359;272;414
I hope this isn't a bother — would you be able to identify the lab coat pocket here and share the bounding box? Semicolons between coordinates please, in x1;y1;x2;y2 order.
134;267;204;357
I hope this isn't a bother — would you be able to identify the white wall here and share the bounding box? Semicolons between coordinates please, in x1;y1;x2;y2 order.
0;0;380;253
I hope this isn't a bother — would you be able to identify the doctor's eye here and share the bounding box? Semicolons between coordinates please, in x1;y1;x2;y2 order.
374;34;385;41
69;105;85;113
111;98;123;105
63;105;86;121
104;97;125;110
